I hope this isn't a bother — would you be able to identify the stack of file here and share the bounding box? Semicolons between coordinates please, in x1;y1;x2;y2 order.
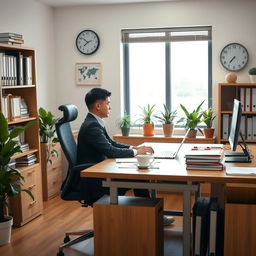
16;153;37;166
20;143;29;152
0;32;24;45
185;145;224;171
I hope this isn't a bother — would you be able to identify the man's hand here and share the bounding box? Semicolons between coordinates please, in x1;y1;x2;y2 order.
135;146;154;155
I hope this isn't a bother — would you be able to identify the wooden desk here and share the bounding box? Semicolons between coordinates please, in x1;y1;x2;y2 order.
81;143;256;256
113;134;216;146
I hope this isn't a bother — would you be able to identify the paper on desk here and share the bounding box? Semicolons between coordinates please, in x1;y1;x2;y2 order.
226;166;256;175
116;162;160;169
116;158;137;163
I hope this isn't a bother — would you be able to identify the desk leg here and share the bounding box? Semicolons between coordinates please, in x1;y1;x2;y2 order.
211;183;225;209
108;178;118;204
183;189;191;256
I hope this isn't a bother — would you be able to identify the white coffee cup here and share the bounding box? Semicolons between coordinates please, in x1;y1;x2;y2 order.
136;154;154;168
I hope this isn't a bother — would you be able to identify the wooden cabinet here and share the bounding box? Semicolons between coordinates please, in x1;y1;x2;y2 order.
0;43;42;226
113;134;215;146
218;83;256;144
41;143;62;201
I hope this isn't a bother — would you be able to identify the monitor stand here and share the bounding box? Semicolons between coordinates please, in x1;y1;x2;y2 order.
224;132;251;163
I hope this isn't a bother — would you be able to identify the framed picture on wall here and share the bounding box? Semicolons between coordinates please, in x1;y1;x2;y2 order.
75;62;102;85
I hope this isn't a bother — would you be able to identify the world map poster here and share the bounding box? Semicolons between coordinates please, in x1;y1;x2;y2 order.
76;62;102;85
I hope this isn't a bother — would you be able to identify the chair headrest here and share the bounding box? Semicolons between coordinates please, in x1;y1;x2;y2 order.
58;104;78;124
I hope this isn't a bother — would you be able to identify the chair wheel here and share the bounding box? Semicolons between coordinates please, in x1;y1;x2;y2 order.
57;251;64;256
63;235;70;243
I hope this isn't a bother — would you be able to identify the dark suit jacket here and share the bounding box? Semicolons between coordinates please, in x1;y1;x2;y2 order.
77;113;134;202
77;113;134;165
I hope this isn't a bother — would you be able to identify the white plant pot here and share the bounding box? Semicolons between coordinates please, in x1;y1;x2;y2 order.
249;75;256;83
0;216;13;245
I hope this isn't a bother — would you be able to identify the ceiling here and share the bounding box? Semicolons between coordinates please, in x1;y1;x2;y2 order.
35;0;179;7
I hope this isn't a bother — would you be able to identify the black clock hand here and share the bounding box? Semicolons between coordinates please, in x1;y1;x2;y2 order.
84;40;92;47
229;56;236;63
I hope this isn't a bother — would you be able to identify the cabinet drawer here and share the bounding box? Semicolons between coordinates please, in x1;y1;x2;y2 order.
47;166;61;198
20;166;43;222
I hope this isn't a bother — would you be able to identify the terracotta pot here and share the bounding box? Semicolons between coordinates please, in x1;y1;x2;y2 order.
203;128;215;138
0;216;13;245
187;129;197;138
121;127;130;136
143;123;154;136
163;123;174;137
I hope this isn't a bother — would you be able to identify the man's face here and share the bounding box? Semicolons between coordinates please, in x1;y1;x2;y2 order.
96;97;111;118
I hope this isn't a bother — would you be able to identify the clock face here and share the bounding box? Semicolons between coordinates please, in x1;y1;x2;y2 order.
76;30;100;55
220;43;249;71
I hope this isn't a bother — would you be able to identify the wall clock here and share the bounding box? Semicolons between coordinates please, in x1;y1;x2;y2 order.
220;43;249;71
76;29;100;55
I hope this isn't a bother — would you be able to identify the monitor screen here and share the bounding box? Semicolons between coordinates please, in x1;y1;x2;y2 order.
228;99;242;151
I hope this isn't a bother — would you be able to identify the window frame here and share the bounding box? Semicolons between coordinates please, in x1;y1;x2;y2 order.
122;26;212;125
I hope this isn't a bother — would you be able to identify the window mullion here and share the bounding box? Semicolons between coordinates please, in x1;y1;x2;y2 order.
123;43;130;115
165;41;171;110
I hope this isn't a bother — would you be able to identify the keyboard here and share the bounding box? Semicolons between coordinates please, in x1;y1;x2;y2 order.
154;151;175;159
226;167;256;175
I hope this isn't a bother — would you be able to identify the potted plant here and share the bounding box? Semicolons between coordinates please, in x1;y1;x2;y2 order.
179;101;204;138
0;113;34;245
155;105;177;137
249;67;256;83
118;114;132;136
38;107;59;165
202;108;216;138
138;104;156;136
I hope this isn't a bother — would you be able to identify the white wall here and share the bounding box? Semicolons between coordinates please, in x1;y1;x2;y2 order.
0;0;56;113
54;0;256;136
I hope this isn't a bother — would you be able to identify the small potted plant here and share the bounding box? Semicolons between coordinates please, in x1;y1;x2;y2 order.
0;113;34;245
249;67;256;83
38;107;59;165
179;101;204;138
155;104;177;137
201;108;216;138
138;104;156;136
118;114;132;136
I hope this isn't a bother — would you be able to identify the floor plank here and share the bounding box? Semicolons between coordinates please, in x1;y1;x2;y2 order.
0;192;190;256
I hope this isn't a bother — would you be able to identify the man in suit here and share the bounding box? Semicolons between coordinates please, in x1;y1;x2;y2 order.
77;88;174;225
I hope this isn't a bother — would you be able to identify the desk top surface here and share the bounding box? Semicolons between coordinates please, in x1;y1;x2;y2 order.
81;143;256;184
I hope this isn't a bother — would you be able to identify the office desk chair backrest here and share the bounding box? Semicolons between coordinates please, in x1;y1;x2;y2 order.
56;104;93;203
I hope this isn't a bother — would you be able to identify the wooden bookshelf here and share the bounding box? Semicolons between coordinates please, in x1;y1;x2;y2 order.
0;43;43;226
217;83;256;144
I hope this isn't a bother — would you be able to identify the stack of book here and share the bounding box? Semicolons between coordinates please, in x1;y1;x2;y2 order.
185;145;224;171
16;153;37;166
0;32;24;45
20;143;29;153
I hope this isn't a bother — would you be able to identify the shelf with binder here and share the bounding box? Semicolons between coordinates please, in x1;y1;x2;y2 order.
218;83;256;144
0;43;42;226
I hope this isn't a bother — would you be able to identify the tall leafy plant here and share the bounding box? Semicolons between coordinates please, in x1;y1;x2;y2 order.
138;104;156;124
155;104;177;124
38;107;59;164
0;113;34;222
202;108;216;128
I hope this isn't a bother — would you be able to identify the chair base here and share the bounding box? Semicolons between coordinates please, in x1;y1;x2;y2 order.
57;229;94;256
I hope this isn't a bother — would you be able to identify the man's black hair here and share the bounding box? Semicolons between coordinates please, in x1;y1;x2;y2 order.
85;88;111;110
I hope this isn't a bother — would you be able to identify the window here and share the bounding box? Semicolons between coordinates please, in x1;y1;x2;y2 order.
122;26;212;126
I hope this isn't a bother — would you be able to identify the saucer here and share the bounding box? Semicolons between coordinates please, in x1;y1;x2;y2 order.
137;165;150;169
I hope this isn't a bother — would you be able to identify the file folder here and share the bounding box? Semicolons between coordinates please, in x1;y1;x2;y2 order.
193;197;210;256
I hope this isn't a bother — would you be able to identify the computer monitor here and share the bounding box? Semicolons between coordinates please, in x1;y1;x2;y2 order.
224;99;251;163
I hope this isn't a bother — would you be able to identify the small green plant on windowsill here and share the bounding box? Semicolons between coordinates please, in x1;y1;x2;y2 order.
118;114;132;136
38;107;59;164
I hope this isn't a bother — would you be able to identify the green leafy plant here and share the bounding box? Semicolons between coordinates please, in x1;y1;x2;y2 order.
155;104;177;124
202;108;216;128
0;113;34;223
118;114;132;128
38;107;59;164
137;104;156;124
179;101;204;131
249;67;256;75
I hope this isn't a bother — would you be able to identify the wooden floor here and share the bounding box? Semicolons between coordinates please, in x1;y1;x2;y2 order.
0;192;190;256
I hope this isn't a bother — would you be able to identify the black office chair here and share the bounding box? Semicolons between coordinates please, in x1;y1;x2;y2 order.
55;104;95;256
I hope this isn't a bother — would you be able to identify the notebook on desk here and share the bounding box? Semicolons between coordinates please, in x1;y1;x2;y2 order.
153;129;190;159
226;166;256;175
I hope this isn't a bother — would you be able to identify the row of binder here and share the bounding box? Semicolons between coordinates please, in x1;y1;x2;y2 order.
0;51;32;86
222;114;256;140
240;88;256;112
193;197;224;256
